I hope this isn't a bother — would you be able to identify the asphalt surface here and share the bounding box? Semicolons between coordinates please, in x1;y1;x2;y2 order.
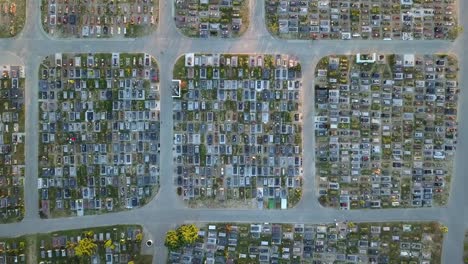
0;0;466;263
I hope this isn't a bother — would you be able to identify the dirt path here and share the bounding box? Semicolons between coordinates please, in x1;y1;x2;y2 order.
26;235;37;263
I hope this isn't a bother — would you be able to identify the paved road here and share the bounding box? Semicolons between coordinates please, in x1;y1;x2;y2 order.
0;0;466;263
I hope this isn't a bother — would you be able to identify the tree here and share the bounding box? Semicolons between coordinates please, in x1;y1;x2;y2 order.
74;237;97;257
104;239;115;250
347;222;356;228
165;230;180;251
448;26;463;40
85;231;94;238
66;241;76;249
165;224;200;251
268;22;279;34
177;224;199;245
318;195;329;206
440;224;449;234
136;233;143;242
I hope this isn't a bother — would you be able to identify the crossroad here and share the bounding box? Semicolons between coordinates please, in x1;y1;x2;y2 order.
0;0;466;263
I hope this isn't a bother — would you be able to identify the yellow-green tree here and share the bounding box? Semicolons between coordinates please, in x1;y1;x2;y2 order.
177;224;199;245
268;22;279;33
136;233;143;242
440;224;449;233
104;239;115;250
104;239;112;248
165;230;180;250
66;241;76;249
85;231;94;238
74;237;97;257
